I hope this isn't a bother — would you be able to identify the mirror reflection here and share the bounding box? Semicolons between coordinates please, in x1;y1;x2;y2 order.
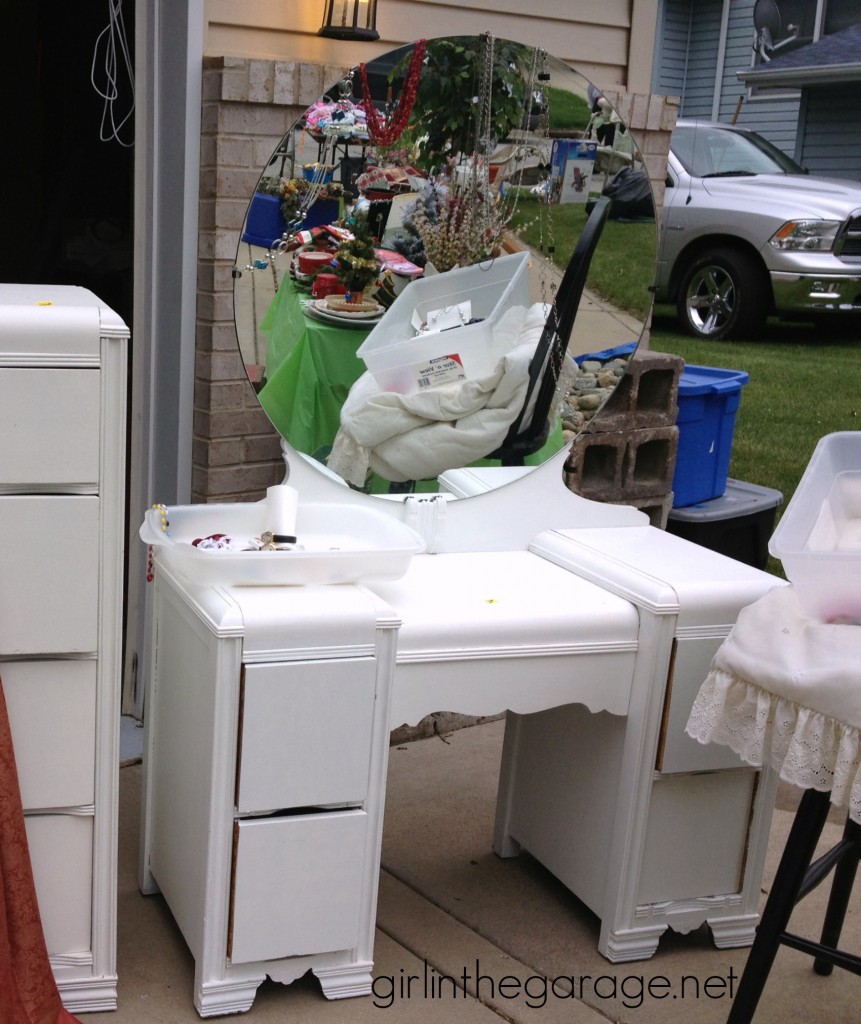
233;36;656;496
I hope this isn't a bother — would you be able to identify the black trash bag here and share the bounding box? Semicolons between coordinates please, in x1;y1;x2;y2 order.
601;167;655;221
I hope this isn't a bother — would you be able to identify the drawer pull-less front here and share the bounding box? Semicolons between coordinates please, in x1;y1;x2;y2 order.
0;496;99;655
229;810;368;964
237;659;376;813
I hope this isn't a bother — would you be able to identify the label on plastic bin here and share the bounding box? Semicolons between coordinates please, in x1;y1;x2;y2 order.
413;353;466;390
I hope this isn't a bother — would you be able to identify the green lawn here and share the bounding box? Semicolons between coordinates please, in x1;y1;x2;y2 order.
648;316;861;504
509;196;861;578
649;315;861;576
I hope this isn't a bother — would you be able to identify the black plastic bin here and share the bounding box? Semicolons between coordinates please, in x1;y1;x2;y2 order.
666;478;783;570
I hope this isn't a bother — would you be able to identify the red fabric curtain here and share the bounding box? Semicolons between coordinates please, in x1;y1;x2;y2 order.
0;675;83;1024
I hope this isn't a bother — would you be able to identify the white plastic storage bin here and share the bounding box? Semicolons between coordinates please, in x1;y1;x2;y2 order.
769;431;861;622
357;251;531;394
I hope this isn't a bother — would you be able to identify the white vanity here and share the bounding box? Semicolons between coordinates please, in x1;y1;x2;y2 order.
0;284;127;1011
140;449;781;1016
140;34;780;1016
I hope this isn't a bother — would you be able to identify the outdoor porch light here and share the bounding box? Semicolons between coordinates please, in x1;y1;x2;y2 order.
318;0;379;41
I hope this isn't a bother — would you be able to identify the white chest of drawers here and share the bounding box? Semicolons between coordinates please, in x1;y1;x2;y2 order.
0;284;128;1011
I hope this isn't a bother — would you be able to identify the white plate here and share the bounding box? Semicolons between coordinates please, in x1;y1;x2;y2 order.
302;300;384;327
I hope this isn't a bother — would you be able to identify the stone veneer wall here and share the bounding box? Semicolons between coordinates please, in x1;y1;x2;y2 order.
193;55;679;506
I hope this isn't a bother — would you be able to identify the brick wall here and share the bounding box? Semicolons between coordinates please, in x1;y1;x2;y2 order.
194;56;348;503
604;89;679;216
193;56;679;503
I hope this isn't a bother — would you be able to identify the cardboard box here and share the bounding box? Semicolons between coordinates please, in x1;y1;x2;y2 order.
550;139;598;205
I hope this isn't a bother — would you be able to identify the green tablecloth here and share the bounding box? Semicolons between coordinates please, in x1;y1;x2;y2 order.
257;275;565;487
258;277;372;459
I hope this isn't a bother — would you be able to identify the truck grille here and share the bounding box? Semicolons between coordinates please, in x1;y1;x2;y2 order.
837;216;861;257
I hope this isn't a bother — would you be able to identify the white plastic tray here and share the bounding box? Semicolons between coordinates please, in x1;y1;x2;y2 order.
140;501;425;586
769;432;861;621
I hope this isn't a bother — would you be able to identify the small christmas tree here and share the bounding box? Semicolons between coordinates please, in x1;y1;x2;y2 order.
332;211;380;302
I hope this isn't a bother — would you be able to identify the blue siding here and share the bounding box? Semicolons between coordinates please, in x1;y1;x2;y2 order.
654;0;861;171
654;0;725;118
798;86;861;182
725;0;802;154
652;0;802;153
684;2;724;117
654;0;692;98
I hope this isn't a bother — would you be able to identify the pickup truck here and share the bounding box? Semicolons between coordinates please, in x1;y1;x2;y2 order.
654;120;861;339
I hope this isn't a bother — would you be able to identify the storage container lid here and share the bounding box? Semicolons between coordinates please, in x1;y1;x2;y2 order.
679;364;749;395
668;478;783;522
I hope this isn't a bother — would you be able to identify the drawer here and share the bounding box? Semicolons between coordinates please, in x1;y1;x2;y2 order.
638;770;755;905
0;496;99;654
656;637;746;774
3;659;96;809
229;809;368;964
0;368;100;488
25;813;93;956
236;659;376;814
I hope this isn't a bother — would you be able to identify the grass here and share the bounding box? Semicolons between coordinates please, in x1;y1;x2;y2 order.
508;196;656;319
546;86;591;135
508;200;860;578
648;315;861;532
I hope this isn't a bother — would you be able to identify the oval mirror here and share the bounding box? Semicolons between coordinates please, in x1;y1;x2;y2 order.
233;36;656;496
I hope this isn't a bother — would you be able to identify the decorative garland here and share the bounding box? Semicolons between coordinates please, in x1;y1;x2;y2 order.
358;38;427;148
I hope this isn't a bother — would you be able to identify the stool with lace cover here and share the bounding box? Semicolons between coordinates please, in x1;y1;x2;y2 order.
686;583;861;1023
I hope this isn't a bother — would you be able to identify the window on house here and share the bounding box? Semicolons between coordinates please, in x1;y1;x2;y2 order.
823;0;859;35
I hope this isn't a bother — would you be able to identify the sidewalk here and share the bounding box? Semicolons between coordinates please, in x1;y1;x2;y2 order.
85;719;858;1023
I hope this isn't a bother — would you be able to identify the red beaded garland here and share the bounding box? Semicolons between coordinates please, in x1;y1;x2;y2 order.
359;39;427;148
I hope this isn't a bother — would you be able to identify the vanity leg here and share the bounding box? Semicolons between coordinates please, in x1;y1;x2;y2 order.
195;968;266;1018
316;962;375;999
493;712;524;858
599;921;666;963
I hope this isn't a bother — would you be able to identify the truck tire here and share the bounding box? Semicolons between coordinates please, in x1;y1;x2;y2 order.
677;248;768;340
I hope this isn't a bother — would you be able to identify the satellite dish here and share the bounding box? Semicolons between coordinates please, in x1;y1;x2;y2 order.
753;0;781;37
753;0;798;61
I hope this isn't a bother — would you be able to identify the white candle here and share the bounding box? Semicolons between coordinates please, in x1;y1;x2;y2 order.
266;484;298;539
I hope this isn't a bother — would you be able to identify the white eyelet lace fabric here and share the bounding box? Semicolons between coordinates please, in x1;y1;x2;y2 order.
686;584;861;825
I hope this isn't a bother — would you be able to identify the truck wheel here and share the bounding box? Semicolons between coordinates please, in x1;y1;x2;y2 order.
677;249;768;339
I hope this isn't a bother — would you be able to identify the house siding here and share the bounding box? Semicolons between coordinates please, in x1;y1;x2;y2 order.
725;0;802;152
653;0;804;153
653;0;691;98
684;0;724;118
205;0;658;92
798;84;861;180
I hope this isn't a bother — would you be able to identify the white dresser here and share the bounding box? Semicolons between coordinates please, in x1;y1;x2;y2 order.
0;284;128;1011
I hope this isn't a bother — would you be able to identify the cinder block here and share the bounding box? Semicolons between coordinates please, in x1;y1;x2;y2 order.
565;425;678;503
606;492;674;530
564;431;627;499
622;425;679;498
590;349;682;432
